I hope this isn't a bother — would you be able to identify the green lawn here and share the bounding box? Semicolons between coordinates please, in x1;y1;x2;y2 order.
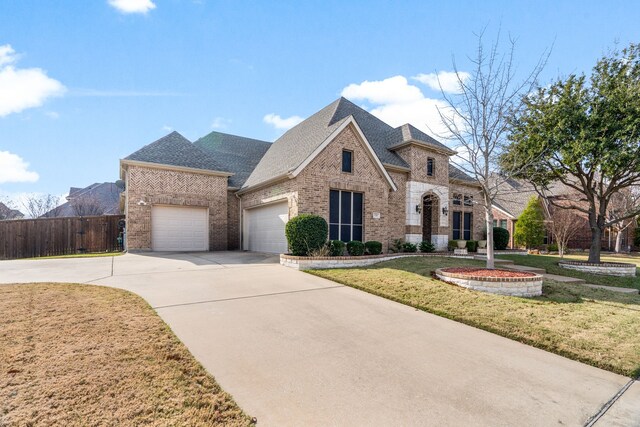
498;253;640;290
309;256;640;377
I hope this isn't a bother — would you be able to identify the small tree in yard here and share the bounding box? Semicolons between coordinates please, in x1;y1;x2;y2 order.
22;194;61;218
513;197;546;249
71;196;105;217
607;187;640;253
435;30;548;268
548;206;579;258
505;43;640;263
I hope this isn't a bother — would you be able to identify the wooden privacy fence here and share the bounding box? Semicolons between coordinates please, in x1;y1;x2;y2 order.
0;215;124;260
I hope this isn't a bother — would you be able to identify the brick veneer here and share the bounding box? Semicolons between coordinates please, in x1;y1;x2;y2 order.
227;191;240;250
124;165;228;250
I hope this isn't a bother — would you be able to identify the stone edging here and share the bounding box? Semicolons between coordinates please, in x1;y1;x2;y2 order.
558;261;636;277
435;268;543;297
280;253;469;270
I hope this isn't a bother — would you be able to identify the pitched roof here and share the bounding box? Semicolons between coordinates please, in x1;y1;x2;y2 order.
0;202;24;220
490;176;540;218
124;131;229;173
45;182;122;217
194;131;271;187
393;123;456;154
448;164;477;184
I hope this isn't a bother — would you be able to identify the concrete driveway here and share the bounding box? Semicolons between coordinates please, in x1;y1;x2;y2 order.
1;252;637;426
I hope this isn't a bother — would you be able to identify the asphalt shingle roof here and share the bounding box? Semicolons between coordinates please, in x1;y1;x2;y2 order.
194;131;272;187
44;182;122;217
448;164;476;184
125;131;229;173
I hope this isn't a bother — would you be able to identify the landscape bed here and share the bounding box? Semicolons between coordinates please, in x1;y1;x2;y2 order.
308;256;640;376
0;283;251;426
558;260;636;277
436;267;543;297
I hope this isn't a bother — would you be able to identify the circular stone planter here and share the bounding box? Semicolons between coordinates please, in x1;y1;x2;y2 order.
435;267;543;297
558;261;636;277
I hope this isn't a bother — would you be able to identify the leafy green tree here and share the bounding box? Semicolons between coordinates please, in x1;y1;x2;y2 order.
513;197;546;249
504;43;640;263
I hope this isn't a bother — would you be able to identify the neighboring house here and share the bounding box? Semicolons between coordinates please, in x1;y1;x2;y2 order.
120;97;483;253
45;183;123;217
0;203;24;220
490;177;636;250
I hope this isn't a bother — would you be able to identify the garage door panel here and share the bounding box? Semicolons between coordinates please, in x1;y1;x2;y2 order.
152;206;208;251
244;202;288;254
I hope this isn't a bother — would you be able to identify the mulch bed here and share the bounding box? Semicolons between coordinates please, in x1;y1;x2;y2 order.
440;267;537;278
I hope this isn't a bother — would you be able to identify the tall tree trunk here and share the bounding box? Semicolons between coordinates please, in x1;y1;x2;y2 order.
485;207;495;269
588;225;603;263
615;229;623;253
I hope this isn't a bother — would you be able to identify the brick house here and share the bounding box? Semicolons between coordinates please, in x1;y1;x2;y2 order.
490;177;636;251
120;97;483;253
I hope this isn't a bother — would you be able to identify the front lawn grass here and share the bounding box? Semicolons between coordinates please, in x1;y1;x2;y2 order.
309;256;640;377
0;283;251;426
498;253;640;290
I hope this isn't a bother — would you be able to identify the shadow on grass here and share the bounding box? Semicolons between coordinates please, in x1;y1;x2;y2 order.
368;255;640;307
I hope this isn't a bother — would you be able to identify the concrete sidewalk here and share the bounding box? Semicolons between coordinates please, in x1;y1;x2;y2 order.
0;252;635;426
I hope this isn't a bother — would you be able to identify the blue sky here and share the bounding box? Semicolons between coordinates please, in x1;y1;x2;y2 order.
1;0;639;207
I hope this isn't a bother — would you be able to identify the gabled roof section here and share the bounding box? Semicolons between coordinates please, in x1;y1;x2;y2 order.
448;164;477;184
43;182;123;218
243;97;410;189
124;131;229;173
194;131;271;187
392;123;456;155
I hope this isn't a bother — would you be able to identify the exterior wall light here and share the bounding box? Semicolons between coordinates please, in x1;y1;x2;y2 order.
415;204;422;214
442;206;449;216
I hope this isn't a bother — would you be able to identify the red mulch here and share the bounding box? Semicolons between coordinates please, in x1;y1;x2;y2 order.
440;267;536;278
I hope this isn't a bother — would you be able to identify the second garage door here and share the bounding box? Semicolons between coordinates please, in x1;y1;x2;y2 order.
243;201;289;253
151;206;209;251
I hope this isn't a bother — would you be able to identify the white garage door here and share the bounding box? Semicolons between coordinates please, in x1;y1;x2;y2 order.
151;206;208;251
244;201;289;253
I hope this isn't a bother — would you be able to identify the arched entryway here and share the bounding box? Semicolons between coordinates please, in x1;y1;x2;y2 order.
422;194;439;243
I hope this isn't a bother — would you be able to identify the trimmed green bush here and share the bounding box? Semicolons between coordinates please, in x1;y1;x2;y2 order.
284;214;328;256
448;240;458;251
347;240;365;256
493;226;510;250
364;241;382;255
466;240;478;252
419;241;435;253
328;240;345;256
402;242;418;253
548;243;559;252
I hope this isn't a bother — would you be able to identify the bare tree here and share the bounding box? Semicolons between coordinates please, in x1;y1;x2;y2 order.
607;187;640;253
547;207;579;258
71;196;105;217
434;30;549;268
22;194;61;218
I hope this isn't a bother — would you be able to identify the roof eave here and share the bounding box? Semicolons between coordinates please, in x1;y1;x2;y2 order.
236;172;293;195
120;159;233;178
388;139;457;156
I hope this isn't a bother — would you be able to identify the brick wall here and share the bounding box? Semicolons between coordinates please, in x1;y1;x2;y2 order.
227;191;240;250
125;165;228;250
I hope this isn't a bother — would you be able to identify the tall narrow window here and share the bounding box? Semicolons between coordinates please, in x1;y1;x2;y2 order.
329;190;363;242
427;157;435;177
342;150;353;173
452;193;462;205
500;219;507;229
463;212;472;240
452;211;461;240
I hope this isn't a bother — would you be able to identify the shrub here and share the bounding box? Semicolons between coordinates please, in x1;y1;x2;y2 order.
466;240;478;252
419;241;435;253
284;214;328;256
389;239;404;253
346;240;365;256
493;226;510;250
548;243;559;252
327;240;345;256
513;197;546;249
634;226;640;248
401;242;418;253
448;240;458;251
364;241;382;255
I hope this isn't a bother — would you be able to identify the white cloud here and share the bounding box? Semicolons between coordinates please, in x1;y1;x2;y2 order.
108;0;156;14
0;151;39;183
413;71;470;94
0;44;66;117
211;117;231;129
161;125;173;132
342;76;423;105
45;111;59;119
263;113;304;131
340;75;461;138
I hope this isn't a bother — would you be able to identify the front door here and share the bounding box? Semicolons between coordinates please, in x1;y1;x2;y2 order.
422;195;438;242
